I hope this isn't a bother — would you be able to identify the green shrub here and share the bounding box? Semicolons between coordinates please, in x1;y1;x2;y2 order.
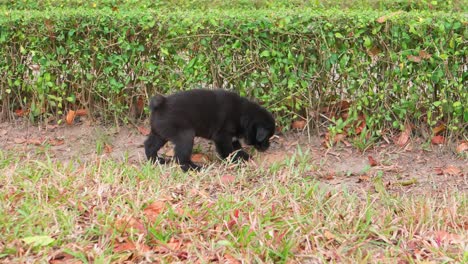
0;8;466;138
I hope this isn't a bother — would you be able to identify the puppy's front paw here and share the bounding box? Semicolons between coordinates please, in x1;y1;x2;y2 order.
149;156;167;164
232;150;251;162
180;162;202;172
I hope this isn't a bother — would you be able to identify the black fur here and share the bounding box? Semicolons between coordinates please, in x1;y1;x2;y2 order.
144;89;275;172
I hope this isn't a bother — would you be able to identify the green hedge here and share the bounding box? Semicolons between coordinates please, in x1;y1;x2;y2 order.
1;0;466;12
0;8;466;137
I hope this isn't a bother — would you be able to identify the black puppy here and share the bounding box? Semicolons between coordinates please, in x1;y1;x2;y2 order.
144;89;275;171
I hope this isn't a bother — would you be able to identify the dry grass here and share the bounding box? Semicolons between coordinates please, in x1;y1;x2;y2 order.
0;148;466;264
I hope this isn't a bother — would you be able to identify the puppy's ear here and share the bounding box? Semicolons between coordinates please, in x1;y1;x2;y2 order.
256;126;269;142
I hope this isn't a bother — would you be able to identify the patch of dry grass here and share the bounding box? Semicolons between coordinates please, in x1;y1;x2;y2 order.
0;149;466;263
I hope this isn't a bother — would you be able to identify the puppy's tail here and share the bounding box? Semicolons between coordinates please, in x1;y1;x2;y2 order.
149;95;166;111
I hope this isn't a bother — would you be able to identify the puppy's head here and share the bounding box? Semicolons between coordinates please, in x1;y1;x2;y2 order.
241;105;275;152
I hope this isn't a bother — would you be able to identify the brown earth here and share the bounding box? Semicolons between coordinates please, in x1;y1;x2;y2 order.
0;120;466;196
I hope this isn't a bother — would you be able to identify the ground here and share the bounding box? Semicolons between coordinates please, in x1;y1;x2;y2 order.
0;120;466;263
1;121;465;196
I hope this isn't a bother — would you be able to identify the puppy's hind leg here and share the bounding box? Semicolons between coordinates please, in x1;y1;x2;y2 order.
144;132;167;164
172;130;201;172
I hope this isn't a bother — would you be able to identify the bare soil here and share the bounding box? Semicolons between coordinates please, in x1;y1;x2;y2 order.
1;121;466;196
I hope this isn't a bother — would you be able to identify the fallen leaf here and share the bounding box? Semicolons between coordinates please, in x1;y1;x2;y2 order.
455;141;468;154
143;201;166;222
136;96;145;114
27;138;43;146
104;144;113;154
221;174;236;184
443;165;462;176
431;135;445;145
376;11;403;23
434;167;444;175
419;50;432;59
115;216;146;234
357;175;370;183
432;231;462;246
324;230;335;240
49;138;65;146
334;133;346;144
113;241;135;252
15;108;26;117
14;138;26;144
224;253;241;264
49;252;81;264
66;110;76;125
291;119;306;130
395;178;417;186
191;153;208;163
407;55;422;63
368;155;378;167
137;126;150;136
368;46;381;56
355;115;366;135
324;173;335;180
432;123;446;135
395;124;411;147
75;109;88;116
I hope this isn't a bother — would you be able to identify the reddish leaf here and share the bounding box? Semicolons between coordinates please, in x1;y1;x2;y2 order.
368;155;378;167
191;153;208;163
419;50;432;59
137;126;150;136
443;165;462;176
455;141;468;154
357;175;370;183
115;216;146;234
233;209;240;218
407;55;422;63
432;123;446;135
434;167;444;175
143;201;165;222
49;252;79;264
291;120;306;130
15;109;26;117
394;124;411;147
136;96;145;114
65;110;76;125
431;135;445;145
224;253;241;264
104;144;113;154
49;138;65;146
14;138;26;144
221;174;236;184
27;138;43;146
355;115;366;135
113;241;136;252
75;109;88;116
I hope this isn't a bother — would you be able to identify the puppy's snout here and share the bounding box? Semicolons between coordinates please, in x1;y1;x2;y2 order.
255;141;270;152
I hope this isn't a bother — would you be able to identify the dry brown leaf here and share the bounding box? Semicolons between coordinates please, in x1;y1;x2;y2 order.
27;138;43;146
49;138;65;146
66;110;76;125
104;144;113;154
368;46;381;56
221;174;236;184
455;141;468;154
407;55;422;63
395;124;411;147
75;109;88;116
324;230;335;240
137;126;150;136
291;120;306;129
432;231;463;245
115;216;146;234
324;173;335;180
443;165;462;176
15;109;26;117
49;252;82;264
432;123;446;135
143;201;166;222
191;153;209;163
357;175;370;183
419;50;432;59
113;241;136;252
431;135;445;145
376;11;403;23
136;96;145;114
224;253;241;264
14;138;26;144
368;155;378;167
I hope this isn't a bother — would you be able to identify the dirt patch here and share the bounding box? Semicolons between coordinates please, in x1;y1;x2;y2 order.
1;121;466;195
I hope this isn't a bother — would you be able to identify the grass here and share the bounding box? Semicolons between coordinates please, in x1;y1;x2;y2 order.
0;148;466;263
